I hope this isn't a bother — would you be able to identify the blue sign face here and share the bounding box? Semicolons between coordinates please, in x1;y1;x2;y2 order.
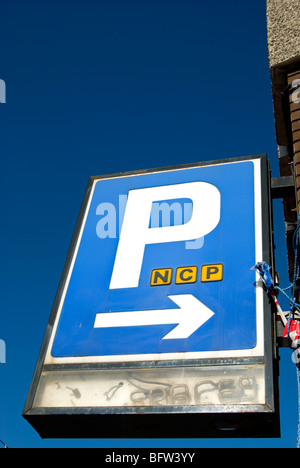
51;160;262;360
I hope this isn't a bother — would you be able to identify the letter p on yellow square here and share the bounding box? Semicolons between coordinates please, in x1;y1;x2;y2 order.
201;264;223;282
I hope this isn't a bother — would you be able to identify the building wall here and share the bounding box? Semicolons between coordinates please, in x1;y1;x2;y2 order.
267;0;300;282
267;0;300;68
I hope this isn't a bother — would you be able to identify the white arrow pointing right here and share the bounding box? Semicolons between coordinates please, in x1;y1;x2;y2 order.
94;294;214;340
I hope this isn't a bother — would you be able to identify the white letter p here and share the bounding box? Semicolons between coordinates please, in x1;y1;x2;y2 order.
109;181;220;289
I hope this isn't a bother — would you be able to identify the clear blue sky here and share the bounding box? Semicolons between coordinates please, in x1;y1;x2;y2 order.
0;0;299;448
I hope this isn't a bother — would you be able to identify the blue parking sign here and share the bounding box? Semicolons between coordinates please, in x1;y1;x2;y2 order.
50;157;265;362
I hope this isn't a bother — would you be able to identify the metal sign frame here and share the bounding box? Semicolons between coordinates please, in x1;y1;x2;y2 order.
23;155;280;438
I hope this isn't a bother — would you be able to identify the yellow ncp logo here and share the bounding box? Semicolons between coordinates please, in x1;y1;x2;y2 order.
150;264;223;286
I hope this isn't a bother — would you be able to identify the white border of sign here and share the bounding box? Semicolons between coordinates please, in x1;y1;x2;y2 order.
43;158;264;365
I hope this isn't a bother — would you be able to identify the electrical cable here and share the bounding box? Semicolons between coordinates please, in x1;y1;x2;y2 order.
254;237;300;447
